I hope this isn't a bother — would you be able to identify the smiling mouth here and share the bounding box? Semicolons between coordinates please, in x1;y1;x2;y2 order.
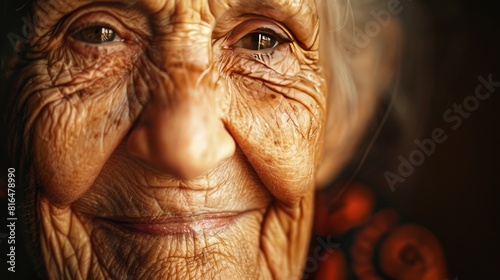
101;212;245;236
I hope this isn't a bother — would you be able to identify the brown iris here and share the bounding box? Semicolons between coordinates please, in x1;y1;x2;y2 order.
235;33;278;50
77;27;119;44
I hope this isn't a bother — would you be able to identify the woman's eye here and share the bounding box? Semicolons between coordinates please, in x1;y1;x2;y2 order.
75;26;123;44
234;33;279;51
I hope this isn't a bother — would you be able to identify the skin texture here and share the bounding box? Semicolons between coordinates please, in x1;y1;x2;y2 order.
4;0;396;279
9;0;324;279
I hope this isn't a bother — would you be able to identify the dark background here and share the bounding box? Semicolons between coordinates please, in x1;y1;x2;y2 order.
380;0;500;279
1;0;499;279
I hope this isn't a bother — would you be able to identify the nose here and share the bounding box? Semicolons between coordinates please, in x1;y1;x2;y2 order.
127;63;235;180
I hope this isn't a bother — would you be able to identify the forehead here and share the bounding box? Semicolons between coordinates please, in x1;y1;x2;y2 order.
36;0;317;18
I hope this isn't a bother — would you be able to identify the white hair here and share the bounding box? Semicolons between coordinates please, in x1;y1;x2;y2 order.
317;0;432;183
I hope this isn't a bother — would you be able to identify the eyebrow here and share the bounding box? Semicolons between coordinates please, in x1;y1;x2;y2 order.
228;0;314;22
38;0;160;15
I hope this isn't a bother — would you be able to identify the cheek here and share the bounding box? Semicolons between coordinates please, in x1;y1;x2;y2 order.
220;46;326;204
13;40;145;205
28;80;133;205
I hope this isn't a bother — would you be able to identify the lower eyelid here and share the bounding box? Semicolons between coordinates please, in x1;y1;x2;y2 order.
67;34;128;58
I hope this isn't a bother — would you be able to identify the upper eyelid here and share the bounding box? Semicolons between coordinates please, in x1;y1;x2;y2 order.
224;19;293;47
69;23;118;36
244;27;291;43
64;11;129;40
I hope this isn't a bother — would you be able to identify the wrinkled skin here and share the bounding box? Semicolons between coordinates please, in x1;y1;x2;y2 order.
5;0;395;277
9;0;327;279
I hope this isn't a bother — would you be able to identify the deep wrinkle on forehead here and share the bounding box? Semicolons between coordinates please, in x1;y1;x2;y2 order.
34;0;318;46
37;0;315;16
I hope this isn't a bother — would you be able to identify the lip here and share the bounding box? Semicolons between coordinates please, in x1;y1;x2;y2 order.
101;212;244;236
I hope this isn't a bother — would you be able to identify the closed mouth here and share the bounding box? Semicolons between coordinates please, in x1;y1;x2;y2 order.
101;212;245;236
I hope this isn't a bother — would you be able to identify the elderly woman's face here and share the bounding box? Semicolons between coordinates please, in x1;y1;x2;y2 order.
14;0;329;278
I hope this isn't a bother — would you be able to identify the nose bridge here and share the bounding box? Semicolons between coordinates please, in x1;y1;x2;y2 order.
154;22;213;102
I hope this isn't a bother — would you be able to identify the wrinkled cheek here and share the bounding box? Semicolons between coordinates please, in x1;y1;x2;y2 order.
31;87;132;206
224;78;324;205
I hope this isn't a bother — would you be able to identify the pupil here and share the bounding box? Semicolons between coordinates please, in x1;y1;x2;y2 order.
249;33;261;49
260;35;272;49
242;33;276;50
83;27;115;43
233;32;280;50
